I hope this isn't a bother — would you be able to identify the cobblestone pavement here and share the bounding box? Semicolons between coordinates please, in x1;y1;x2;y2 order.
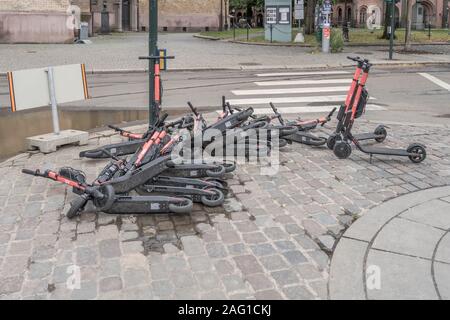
0;33;449;73
0;119;449;299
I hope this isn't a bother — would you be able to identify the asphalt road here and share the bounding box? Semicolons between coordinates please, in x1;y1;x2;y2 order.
1;64;449;126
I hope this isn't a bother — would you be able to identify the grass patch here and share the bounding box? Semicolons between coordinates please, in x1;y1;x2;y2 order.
199;28;264;40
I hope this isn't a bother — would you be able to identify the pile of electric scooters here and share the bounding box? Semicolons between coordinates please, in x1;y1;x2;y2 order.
22;57;426;218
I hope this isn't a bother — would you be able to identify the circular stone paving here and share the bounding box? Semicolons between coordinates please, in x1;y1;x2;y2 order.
329;186;450;300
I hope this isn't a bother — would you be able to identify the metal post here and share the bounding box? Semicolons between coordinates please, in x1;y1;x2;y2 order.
148;0;158;127
428;20;431;39
233;15;236;40
46;67;60;135
270;24;273;43
247;23;249;41
389;0;395;60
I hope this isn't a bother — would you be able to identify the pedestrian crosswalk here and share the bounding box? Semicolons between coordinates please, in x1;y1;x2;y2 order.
225;70;386;114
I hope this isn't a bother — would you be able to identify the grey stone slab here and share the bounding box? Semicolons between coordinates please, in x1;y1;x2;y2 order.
373;218;444;259
244;273;274;291
282;250;307;265
271;269;300;287
99;276;123;293
188;255;213;272
254;289;283;300
366;249;438;300
71;281;98;300
233;255;263;275
282;285;315;300
400;199;450;229
435;233;450;264
194;272;222;291
329;238;367;300
171;272;196;289
98;239;121;258
151;279;175;299
221;274;247;293
434;262;450;300
250;243;277;257
181;235;206;256
345;186;450;242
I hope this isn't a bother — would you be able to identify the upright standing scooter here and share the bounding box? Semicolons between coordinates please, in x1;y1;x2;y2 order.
326;56;388;150
332;59;426;163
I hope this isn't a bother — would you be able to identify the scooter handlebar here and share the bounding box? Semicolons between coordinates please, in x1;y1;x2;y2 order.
187;102;199;116
22;169;39;176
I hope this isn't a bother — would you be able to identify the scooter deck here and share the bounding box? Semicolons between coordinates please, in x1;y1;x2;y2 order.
354;132;383;141
284;132;327;146
358;145;409;156
80;140;144;159
105;195;190;214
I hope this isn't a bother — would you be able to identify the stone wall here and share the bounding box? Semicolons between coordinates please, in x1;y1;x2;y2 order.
139;0;223;32
0;0;74;43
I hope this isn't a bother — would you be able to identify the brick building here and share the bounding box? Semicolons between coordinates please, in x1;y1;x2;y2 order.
0;0;74;43
333;0;449;29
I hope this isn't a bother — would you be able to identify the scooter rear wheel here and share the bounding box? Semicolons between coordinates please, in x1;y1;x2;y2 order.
206;165;226;178
327;134;341;150
333;141;352;159
407;144;426;163
374;125;388;143
201;188;225;207
169;198;193;214
93;185;116;212
67;196;88;219
222;161;236;173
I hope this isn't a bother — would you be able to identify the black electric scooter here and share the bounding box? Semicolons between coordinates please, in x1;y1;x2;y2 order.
332;58;426;163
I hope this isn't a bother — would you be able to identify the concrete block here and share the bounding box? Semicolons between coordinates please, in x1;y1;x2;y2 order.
26;130;88;154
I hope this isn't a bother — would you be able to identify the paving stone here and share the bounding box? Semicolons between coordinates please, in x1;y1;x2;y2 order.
373;218;444;259
271;269;300;287
282;285;315;300
0;276;23;295
71;281;98;300
28;261;53;280
250;243;277;256
302;219;327;238
309;280;328;299
123;269;150;288
149;263;169;280
152;279;175;299
293;235;320;250
195;272;222;291
400;199;450;229
172;272;196;288
98;239;121;259
273;240;297;251
259;255;289;271
214;259;234;275
227;243;248;256
164;256;188;273
317;235;336;252
245;273;274;291
242;232;268;244
1;255;29;276
366;249;437;300
233;255;263;275
206;242;228;259
308;250;329;271
99;276;123;293
434;262;450;300
121;241;144;254
76;246;98;266
295;264;323;280
263;227;290;240
188;255;213;272
121;286;154;300
96;225;119;240
221;274;247;293
173;286;201;300
254;289;283;300
282;250;308;265
200;290;228;300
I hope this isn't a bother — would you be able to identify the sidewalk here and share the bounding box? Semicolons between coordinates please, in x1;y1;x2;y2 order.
0;118;449;299
0;33;449;74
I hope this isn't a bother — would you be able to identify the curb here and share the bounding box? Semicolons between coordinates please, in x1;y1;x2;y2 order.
193;34;221;41
229;39;449;47
2;60;449;76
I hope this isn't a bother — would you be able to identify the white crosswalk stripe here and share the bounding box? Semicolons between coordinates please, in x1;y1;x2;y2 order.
255;79;351;86
255;71;349;77
223;70;386;114
231;86;349;96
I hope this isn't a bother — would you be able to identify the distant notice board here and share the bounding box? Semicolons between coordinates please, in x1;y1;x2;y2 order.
266;6;278;24
7;64;89;112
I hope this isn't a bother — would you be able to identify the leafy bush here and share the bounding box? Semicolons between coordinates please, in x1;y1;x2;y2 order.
330;29;344;53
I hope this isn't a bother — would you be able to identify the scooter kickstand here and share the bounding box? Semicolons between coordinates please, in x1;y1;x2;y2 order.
369;153;373;164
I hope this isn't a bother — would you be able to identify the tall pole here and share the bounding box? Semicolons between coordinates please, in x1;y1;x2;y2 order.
389;0;395;60
149;0;158;127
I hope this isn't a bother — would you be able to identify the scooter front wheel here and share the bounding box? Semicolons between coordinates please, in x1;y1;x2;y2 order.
201;188;225;207
374;125;388;143
333;141;352;159
67;196;88;219
93;185;116;212
169;198;193;214
327;134;341;150
407;144;426;163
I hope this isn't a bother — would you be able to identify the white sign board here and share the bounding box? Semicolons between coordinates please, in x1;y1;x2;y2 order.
266;7;277;24
278;7;291;25
7;64;89;112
